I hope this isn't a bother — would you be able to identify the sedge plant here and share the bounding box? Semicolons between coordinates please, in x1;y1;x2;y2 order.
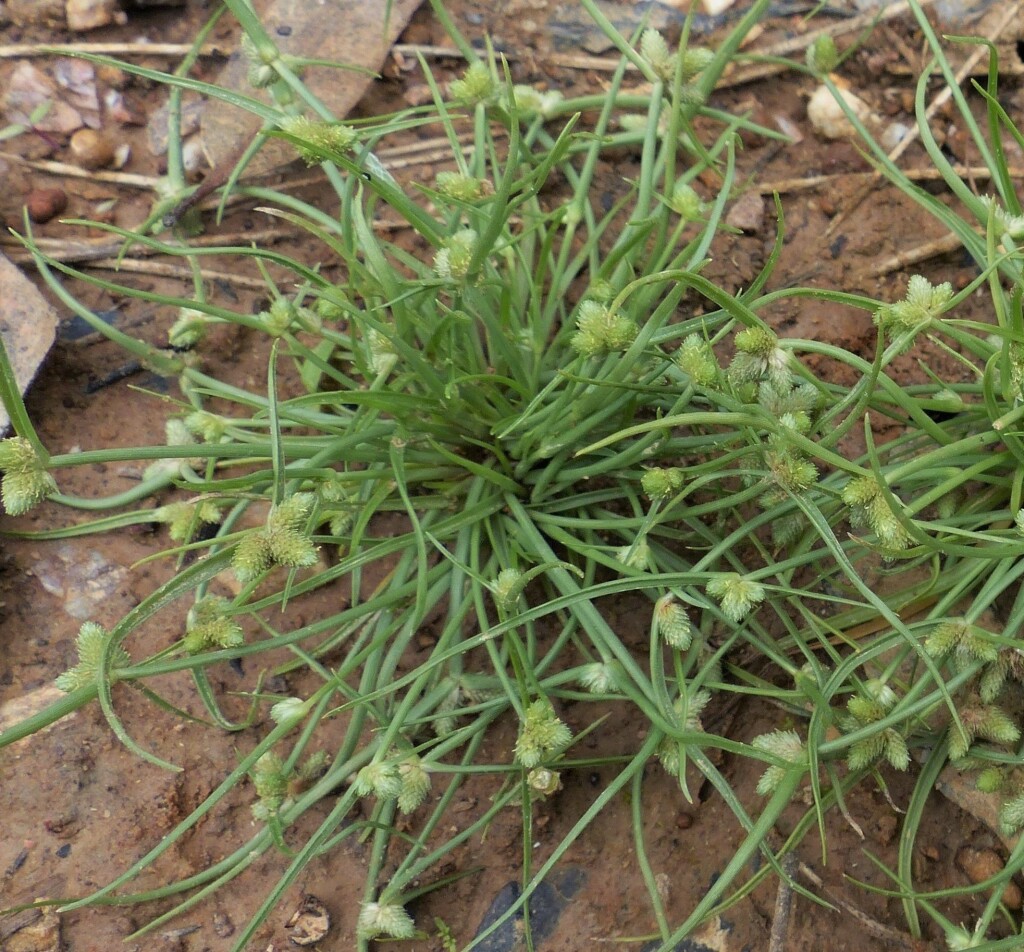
3;1;1024;948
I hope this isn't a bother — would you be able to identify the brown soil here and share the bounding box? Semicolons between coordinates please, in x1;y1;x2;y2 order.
1;1;1022;950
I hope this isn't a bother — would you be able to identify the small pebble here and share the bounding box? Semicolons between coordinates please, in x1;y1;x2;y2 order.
956;847;1022;910
212;910;234;938
725;191;764;234
181;137;207;177
6;0;63;27
403;83;433;107
25;187;67;223
112;142;131;169
66;0;125;31
676;812;694;830
286;895;331;946
96;64;129;89
807;83;875;140
69;128;115;169
881;121;912;152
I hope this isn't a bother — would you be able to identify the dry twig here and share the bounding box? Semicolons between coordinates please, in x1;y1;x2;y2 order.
871;233;964;276
767;854;798;952
0;227;293;265
825;0;1023;237
797;862;920;949
86;257;270;289
758;164;1024;196
0;152;160;190
0;42;223;59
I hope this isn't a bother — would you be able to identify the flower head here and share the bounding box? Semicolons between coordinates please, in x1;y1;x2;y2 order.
397;757;431;814
249;751;288;819
527;767;562;798
874;275;952;344
434;229;478;282
232;493;319;583
269;696;308;728
515;698;572;768
924;620;998;666
55;622;130;692
668;181;706;220
168;307;209;348
0;437;56;515
184;410;227;443
278;116;358;164
841;475;912;554
509;84;563;118
640;29;675;81
435;171;494;203
675;334;719;386
183;596;243;654
752;729;806;795
706;573;765;623
357;901;416;941
614;538;650;570
729;326;789;389
654;595;693;650
641;467;684;502
449;61;496;105
805;35;838;75
353;761;403;801
577;662;618;694
979;195;1024;239
570;300;637;357
490;568;523;614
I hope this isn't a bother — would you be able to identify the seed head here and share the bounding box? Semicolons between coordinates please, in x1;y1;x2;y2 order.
184;596;243;654
570;300;637;357
0;437;56;515
706;573;765;623
514;698;572;768
641;467;684;502
752;729;805;795
654;595;693;650
357;901;415;941
449;61;496;105
55;622;130;692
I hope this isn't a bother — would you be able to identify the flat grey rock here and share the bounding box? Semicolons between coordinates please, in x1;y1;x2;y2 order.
0;252;58;434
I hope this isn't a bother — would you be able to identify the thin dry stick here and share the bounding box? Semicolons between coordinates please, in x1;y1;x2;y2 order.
0;42;223;59
0;227;295;265
88;257;269;289
758;164;1024;195
376;129;482;159
0;128;493;201
887;57;1024;78
825;0;1023;237
767;854;798;952
5;217;410;266
0;152;160;190
796;862;919;949
871;232;965;276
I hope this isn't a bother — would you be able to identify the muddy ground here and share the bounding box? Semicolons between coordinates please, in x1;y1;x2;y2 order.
1;0;1023;949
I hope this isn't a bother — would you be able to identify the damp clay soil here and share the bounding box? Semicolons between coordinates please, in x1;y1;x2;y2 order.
1;1;1023;950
